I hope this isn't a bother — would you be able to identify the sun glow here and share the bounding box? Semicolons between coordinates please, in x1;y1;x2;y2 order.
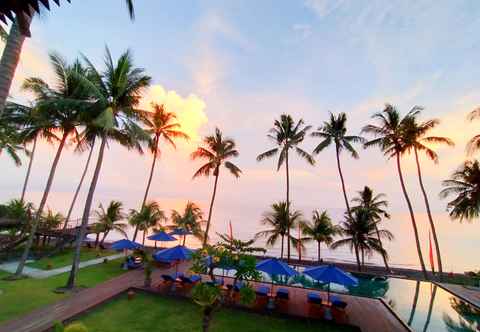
141;85;208;142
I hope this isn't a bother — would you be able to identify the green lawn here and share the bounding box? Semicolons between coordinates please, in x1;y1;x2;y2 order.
0;258;125;323
26;247;117;270
75;292;358;332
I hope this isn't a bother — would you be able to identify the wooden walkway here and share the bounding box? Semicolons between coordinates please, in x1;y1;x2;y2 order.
0;262;409;332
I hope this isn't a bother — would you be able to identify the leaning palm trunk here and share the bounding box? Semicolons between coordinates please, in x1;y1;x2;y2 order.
285;151;291;262
65;135;107;289
353;242;361;271
15;132;68;276
414;147;443;278
203;170;220;247
407;280;420;326
280;235;284;259
0;15;31;114
375;225;391;272
64;142;95;229
335;144;352;217
133;136;159;241
395;153;428;279
422;285;437;332
317;241;321;262
99;230;109;247
20;136;37;202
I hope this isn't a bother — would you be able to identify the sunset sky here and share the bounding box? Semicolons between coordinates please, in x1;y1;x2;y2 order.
1;0;480;271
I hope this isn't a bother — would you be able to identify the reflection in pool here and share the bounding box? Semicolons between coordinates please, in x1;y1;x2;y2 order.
213;268;480;332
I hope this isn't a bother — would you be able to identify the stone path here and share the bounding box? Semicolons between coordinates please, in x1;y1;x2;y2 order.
0;254;123;278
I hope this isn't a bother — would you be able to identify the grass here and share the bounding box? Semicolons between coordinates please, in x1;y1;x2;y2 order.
26;247;117;270
75;292;358;332
0;258;126;323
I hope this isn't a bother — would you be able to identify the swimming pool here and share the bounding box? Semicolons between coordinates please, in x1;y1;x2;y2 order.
214;268;480;332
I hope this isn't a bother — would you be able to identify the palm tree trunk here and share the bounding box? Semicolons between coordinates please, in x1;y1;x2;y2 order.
407;280;420;326
280;235;284;259
63;142;95;229
375;225;391;272
0;15;31;114
414;147;443;278
20;136;37;202
361;247;365;267
422;285;437;332
99;230;109;247
133;136;158;242
354;242;361;271
15;132;68;276
203;170;219;247
336;144;352;217
65;135;107;289
202;306;213;332
285;150;291;262
396;153;428;279
94;233;100;248
142;229;146;245
317;241;321;262
183;235;186;246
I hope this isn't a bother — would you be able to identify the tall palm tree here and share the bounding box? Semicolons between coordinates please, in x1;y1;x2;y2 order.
403;115;454;277
331;208;393;271
255;201;301;259
440;160;480;222
257;114;314;261
351;186;392;272
94;201;127;247
14;53;90;277
129;201;166;245
64;47;151;290
191;128;241;247
362;104;428;279
300;210;338;262
467;107;480;155
311;112;364;218
132;103;189;241
0;0;136;114
170;201;205;245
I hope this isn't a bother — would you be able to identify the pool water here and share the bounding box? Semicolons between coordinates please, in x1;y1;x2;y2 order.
296;274;480;332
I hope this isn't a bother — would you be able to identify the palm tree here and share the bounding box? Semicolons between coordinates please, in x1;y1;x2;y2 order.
129;201;167;245
0;120;24;166
362;104;428;279
331;208;393;271
0;0;136;114
64;47;151;290
300;210;338;262
311;112;364;218
402;115;454;277
191;128;241;247
351;186;392;272
257;114;314;261
170;201;205;245
255;201;302;259
440;160;480;222
14;53;90;277
467;107;480;155
94;201;127;247
132;103;189;241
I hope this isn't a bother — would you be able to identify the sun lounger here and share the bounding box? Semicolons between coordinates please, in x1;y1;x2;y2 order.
307;292;324;319
254;286;270;310
275;288;289;313
255;285;270;296
331;299;348;324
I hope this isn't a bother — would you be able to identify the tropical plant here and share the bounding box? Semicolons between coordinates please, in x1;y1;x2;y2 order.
129;201;167;245
351;186;391;271
14;53;92;277
257;114;314;261
0;120;24;166
331;208;393;271
440;160;480;222
94;201;127;247
64;47;151;290
216;233;266;255
402;114;454;277
53;321;89;332
467;107;480;155
311;112;364;217
362;104;428;279
191;282;221;332
0;0;136;114
40;209;65;231
169;201;205;245
300;210;338;262
132;103;189;241
255;201;303;259
191;128;241;246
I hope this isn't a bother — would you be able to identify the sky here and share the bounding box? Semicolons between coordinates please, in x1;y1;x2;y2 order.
1;0;480;271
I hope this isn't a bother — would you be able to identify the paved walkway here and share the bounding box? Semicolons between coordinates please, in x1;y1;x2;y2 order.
0;254;123;278
438;282;480;308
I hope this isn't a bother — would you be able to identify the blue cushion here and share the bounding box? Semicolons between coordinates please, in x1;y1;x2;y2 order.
332;300;347;309
276;288;289;299
256;286;270;295
308;292;322;304
190;275;201;283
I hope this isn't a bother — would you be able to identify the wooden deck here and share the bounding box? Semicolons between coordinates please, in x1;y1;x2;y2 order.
0;262;409;332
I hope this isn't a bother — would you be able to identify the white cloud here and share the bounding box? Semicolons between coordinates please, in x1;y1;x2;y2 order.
292;23;312;39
